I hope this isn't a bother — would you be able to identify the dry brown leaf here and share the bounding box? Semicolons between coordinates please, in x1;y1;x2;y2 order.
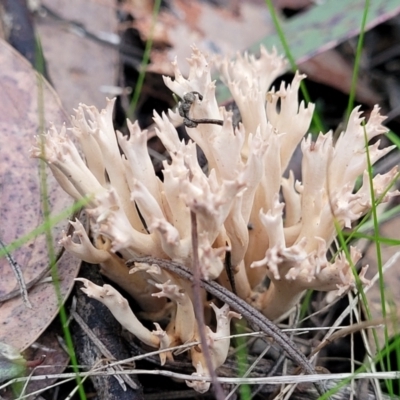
299;49;382;106
1;331;70;399
123;0;383;106
122;0;274;76
36;0;119;114
0;39;80;351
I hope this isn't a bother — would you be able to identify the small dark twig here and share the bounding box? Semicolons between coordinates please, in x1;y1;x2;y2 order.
26;355;46;368
0;238;32;307
178;92;224;128
224;248;237;295
127;256;327;397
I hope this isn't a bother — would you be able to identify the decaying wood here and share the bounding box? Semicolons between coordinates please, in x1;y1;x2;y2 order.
71;262;144;400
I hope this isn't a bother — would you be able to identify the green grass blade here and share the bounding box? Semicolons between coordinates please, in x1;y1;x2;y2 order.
127;0;162;120
345;0;370;121
35;37;87;400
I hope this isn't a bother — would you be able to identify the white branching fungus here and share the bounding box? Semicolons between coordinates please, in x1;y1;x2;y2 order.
31;46;398;392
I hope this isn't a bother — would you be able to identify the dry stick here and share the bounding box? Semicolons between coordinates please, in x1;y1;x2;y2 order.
0;220;78;303
224;248;237;295
71;309;138;390
279;308;303;400
127;256;326;397
189;211;226;400
0;263;51;303
178;91;224;128
310;314;398;358
0;238;32;308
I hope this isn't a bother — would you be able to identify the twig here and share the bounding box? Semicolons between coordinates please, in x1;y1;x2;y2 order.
310;314;397;358
71;308;138;390
127;256;327;397
224;248;237;295
0;212;82;304
0;238;32;308
225;336;272;400
178;92;224;128
5;368;400;388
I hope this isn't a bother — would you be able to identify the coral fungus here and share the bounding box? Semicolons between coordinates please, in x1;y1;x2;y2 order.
31;46;397;392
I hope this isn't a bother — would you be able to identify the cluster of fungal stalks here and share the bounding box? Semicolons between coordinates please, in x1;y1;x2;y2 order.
31;46;397;392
